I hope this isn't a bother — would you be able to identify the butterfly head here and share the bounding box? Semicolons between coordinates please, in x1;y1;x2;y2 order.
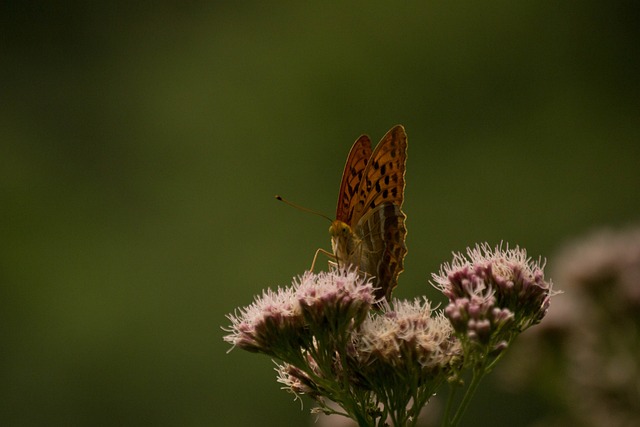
329;220;351;236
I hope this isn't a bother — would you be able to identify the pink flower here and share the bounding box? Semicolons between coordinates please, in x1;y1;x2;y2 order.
223;286;306;357
433;243;555;348
354;298;461;388
223;268;376;358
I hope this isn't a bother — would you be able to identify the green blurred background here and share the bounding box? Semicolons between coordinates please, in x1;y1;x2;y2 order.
1;1;638;426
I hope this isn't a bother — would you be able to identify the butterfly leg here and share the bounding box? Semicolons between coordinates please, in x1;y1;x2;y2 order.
310;248;335;272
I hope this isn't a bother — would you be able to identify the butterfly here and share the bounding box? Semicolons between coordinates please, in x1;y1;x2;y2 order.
327;125;408;301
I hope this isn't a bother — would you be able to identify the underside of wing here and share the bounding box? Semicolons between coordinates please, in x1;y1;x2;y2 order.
336;135;372;223
351;125;407;225
356;203;407;301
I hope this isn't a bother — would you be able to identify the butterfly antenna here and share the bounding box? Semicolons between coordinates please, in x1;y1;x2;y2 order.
275;195;332;223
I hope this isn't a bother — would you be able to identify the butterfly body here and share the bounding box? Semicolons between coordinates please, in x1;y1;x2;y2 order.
331;125;408;301
329;220;362;270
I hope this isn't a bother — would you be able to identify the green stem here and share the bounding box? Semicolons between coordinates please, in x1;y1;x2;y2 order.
353;410;372;427
440;382;457;427
446;369;485;427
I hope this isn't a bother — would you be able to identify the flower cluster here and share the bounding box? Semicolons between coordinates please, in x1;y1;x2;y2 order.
296;268;376;337
432;243;554;360
223;286;306;358
224;268;462;425
348;299;461;425
223;242;555;427
355;298;460;386
224;268;374;360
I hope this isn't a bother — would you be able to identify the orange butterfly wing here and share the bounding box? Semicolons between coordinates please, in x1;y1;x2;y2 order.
351;125;407;225
335;135;373;224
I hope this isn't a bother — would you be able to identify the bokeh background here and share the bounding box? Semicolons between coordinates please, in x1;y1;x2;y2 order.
2;1;639;426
